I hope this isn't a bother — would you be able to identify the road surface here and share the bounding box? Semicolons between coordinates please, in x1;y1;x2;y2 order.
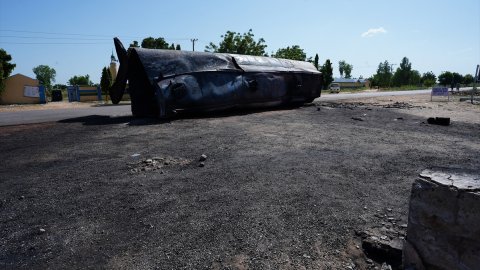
0;104;132;126
0;88;473;126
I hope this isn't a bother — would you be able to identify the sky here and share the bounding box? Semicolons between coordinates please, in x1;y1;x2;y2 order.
1;0;479;85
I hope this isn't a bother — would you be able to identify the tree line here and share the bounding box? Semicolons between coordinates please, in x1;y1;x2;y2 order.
369;57;475;89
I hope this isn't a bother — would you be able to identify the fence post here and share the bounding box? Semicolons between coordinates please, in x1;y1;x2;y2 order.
39;85;46;104
76;85;80;102
97;86;102;101
67;86;75;102
472;65;479;104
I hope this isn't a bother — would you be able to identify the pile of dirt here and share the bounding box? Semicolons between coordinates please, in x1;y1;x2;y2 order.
128;157;192;173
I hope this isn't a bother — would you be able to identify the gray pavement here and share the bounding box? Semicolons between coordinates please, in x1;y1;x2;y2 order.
0;104;132;126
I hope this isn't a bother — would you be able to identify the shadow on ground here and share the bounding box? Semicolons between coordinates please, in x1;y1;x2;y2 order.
57;115;162;126
57;104;312;126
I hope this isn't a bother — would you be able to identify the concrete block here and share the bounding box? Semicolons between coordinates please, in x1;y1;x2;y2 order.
404;168;480;270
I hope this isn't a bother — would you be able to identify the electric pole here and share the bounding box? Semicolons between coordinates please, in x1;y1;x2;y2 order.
388;64;397;88
190;38;198;51
389;63;397;73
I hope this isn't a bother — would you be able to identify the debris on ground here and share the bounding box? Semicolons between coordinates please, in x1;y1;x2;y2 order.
361;235;402;269
318;101;423;110
381;262;393;270
352;206;408;270
352;117;365;121
427;117;450;126
382;102;416;109
128;157;192;173
319;102;368;109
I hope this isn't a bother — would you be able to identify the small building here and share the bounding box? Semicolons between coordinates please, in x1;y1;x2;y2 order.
0;74;46;105
332;77;370;89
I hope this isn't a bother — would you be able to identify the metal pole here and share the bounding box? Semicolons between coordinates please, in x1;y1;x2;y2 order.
190;38;198;51
472;65;479;104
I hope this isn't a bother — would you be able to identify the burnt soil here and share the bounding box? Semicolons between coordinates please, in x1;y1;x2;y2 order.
1;99;479;269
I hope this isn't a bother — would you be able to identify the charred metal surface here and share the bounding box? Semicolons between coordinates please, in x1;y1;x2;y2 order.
111;38;322;117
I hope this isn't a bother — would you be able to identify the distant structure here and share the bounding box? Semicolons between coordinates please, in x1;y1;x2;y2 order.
0;74;46;104
109;51;118;81
332;77;370;89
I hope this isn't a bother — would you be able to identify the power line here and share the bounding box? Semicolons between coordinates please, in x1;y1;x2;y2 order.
0;29;200;47
0;29;131;38
0;41;111;45
0;29;194;41
0;35;111;41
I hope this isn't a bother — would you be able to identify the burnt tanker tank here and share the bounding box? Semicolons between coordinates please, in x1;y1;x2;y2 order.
110;38;323;118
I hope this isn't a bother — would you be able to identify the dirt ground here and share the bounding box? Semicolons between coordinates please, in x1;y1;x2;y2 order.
0;93;479;269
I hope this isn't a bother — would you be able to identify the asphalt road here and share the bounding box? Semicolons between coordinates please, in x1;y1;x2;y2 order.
0;104;132;126
0;88;473;126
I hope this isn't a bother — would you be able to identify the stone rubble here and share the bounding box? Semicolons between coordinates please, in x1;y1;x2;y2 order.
128;156;192;173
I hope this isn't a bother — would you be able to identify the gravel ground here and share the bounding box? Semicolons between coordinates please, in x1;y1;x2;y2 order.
0;94;479;269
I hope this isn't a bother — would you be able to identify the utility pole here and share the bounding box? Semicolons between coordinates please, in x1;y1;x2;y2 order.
190;38;198;51
389;63;397;73
388;63;397;88
472;64;479;104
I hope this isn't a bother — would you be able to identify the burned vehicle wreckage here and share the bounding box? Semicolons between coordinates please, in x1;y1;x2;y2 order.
109;38;323;118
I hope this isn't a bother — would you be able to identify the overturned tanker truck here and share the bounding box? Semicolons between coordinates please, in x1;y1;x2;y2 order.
109;38;323;118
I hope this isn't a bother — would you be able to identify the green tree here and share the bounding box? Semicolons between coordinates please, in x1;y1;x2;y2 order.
438;71;453;86
392;57;413;86
0;48;16;95
313;54;319;70
338;60;345;77
129;40;140;48
53;84;67;90
410;70;421;85
205;29;267;56
421;71;436;87
32;65;56;89
272;45;306;61
176;44;181;51
344;65;353;78
141;37;170;49
100;67;112;102
463;74;474;85
452;72;463;86
338;60;353;78
371;60;393;88
69;75;93;86
320;59;333;89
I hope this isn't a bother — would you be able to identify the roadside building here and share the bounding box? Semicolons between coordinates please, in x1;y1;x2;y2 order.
332;78;370;89
0;74;46;105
